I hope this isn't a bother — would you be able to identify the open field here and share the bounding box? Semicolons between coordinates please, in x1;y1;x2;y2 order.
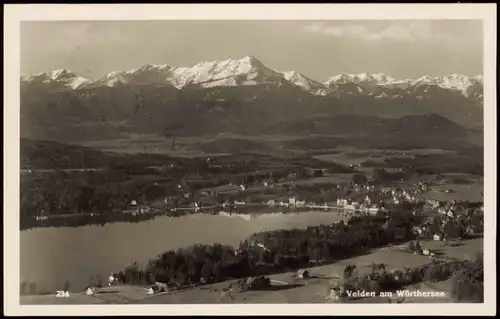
80;135;464;160
79;133;307;157
285;174;354;186
313;149;456;167
420;181;483;202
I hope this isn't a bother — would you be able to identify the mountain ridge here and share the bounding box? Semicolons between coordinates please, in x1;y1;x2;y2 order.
21;55;483;100
20;55;484;145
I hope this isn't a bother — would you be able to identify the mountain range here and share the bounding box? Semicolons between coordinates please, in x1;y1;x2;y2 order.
22;55;483;101
20;56;483;149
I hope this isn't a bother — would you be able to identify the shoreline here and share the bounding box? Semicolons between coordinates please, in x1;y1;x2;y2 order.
20;237;483;304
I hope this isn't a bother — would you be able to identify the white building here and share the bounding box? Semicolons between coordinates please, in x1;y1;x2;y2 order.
364;195;371;206
337;199;348;207
295;200;306;207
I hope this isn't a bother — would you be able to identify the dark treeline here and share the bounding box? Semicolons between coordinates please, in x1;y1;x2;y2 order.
20;151;355;230
372;168;412;184
114;209;423;288
362;152;483;176
20;206;300;231
450;253;484;302
20;138;183;170
21;170;178;215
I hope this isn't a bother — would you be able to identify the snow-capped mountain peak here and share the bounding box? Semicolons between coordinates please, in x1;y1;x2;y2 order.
83;56;282;89
32;68;75;80
23;68;90;89
172;55;278;88
282;70;324;92
325;73;395;87
49;69;73;80
409;74;482;97
20;56;483;100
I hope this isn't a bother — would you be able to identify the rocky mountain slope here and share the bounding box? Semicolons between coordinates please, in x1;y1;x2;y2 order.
20;56;483;147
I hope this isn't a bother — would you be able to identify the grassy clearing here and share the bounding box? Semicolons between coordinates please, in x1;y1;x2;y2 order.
420;182;483;202
314;149;457;167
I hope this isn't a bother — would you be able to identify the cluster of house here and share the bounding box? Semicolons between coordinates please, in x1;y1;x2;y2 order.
335;195;382;214
235;240;270;256
405;241;437;258
411;201;483;241
122;200;158;216
380;188;420;205
145;281;179;295
263;196;306;208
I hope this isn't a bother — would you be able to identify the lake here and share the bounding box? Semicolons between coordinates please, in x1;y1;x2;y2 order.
20;211;347;294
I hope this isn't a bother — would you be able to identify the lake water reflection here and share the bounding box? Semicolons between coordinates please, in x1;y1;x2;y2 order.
20;211;346;293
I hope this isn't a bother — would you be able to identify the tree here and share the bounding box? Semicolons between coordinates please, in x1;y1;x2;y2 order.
343;265;356;280
258;250;267;264
444;221;461;239
321;242;332;261
352;174;368;185
96;277;103;288
372;168;388;183
311;245;322;262
451;260;484;302
201;259;214;282
313;170;324;178
408;241;416;252
415;240;421;251
213;262;224;282
424;263;446;282
148;272;156;285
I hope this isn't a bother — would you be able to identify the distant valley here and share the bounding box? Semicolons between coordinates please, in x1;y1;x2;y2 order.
20;56;483;151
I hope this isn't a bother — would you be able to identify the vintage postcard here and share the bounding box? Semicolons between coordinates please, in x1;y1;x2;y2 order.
4;3;497;316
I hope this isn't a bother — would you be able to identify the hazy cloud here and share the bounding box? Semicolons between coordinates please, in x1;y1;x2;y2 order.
20;20;483;81
303;20;448;43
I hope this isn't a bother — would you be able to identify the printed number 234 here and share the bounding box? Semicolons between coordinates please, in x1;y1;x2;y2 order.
56;291;70;297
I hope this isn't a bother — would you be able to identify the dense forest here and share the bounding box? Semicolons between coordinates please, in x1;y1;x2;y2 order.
450;253;484;302
19;143;358;230
105;209;482;303
112;209;422;287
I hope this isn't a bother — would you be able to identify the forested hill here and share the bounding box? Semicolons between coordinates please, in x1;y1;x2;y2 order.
20;138;178;170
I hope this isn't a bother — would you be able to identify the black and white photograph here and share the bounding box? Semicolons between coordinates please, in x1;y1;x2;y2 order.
4;4;497;316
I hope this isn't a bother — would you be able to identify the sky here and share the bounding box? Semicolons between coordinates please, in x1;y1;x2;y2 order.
20;20;483;82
